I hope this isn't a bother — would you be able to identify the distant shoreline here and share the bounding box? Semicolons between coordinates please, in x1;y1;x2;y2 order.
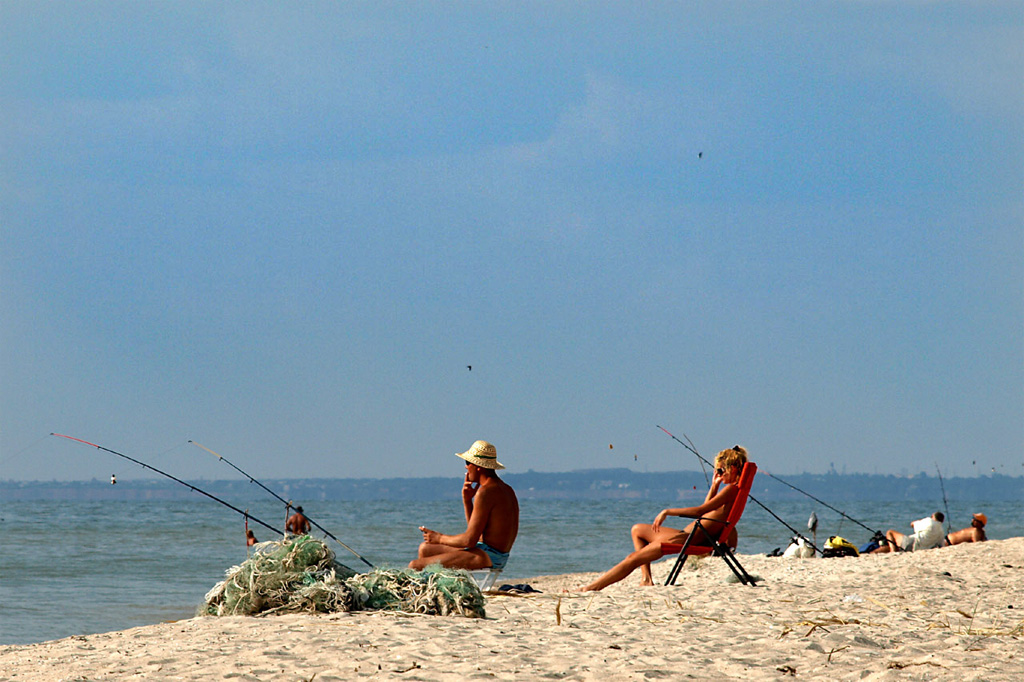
2;469;1021;501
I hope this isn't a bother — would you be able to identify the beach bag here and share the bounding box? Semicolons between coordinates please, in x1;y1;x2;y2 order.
859;539;880;554
822;535;859;558
781;536;815;558
858;530;888;554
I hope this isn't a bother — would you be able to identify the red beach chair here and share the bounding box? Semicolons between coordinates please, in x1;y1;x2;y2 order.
662;462;758;586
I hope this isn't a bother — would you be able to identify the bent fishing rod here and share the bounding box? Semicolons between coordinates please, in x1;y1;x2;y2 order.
936;463;953;535
658;427;712;487
656;425;821;553
189;440;374;569
51;433;282;537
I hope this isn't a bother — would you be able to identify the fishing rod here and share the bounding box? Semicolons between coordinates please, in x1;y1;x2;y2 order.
656;426;711;486
656;425;821;553
756;467;882;538
936;463;953;535
190;440;292;508
51;433;282;538
189;440;374;569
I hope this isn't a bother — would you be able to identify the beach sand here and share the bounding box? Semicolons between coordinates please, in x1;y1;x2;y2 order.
1;538;1021;681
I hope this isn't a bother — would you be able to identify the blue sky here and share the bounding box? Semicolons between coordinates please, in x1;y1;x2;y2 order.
2;2;1021;481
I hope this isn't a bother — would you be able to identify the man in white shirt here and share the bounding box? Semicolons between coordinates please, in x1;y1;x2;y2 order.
872;511;946;553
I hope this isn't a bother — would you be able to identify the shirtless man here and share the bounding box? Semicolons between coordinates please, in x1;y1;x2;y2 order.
410;440;519;571
581;445;748;591
285;506;311;535
945;513;987;545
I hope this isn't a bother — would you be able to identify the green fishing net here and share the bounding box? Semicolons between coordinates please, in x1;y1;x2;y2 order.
200;535;485;618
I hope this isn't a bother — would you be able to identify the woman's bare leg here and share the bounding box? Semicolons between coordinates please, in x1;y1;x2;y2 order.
580;542;671;591
631;523;692;586
630;524;655;585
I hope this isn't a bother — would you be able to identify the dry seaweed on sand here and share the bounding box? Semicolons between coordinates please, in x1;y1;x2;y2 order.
200;535;485;618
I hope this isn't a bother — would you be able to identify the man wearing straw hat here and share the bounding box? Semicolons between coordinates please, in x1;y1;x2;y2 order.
410;440;519;571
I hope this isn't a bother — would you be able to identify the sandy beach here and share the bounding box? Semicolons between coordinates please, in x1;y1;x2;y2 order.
2;537;1020;681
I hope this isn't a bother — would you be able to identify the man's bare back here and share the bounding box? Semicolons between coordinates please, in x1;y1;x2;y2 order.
286;507;311;535
472;476;519;553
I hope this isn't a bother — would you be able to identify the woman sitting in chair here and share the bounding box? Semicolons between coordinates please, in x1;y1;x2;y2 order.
580;445;748;591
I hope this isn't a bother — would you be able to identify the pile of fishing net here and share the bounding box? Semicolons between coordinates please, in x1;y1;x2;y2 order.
200;535;485;618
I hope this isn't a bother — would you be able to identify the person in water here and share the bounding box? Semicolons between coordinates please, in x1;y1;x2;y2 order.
581;445;748;591
409;440;519;571
945;513;988;545
246;529;258;546
285;506;311;535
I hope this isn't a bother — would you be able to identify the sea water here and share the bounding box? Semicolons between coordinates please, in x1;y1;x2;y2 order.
1;495;1021;645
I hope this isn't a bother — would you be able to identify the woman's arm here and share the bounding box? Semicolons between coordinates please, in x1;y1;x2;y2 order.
652;484;738;532
703;474;723;503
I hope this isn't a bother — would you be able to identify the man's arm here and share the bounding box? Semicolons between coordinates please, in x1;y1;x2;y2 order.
462;475;476;524
421;486;494;548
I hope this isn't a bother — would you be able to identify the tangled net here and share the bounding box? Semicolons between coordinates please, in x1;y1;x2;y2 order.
200;535;485;619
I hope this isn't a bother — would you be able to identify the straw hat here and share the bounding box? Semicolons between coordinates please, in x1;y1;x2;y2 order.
973;513;987;526
455;440;505;470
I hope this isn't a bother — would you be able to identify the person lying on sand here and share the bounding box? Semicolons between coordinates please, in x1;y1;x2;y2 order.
945;513;987;545
579;445;747;592
409;440;519;572
871;511;945;553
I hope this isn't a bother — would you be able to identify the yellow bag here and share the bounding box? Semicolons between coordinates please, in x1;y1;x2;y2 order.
823;535;859;558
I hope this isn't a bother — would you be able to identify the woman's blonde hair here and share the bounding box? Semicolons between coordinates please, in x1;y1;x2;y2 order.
715;445;748;471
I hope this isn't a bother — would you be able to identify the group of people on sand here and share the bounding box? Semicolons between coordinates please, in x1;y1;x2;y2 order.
271;439;991;592
870;510;988;553
407;440;750;592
